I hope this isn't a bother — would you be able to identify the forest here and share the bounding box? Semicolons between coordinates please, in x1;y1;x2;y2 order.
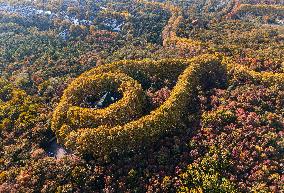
0;0;283;192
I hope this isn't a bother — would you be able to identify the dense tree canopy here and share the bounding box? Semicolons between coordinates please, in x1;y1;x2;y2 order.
0;0;283;192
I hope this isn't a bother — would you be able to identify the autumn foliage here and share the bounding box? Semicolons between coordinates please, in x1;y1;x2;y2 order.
0;0;283;192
